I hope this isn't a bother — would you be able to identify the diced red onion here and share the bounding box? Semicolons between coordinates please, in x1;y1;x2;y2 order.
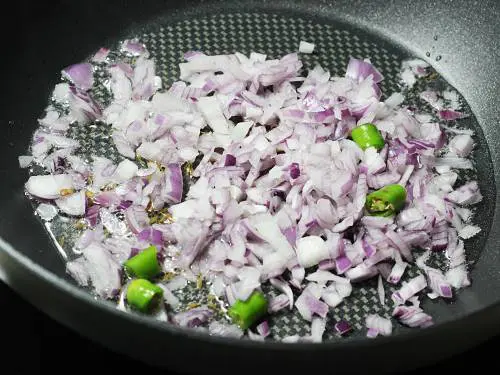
365;314;392;337
424;267;453;298
23;44;484;340
345;263;378;282
92;47;110;62
295;235;330;268
310;317;326;343
268;293;290;313
449;134;474;157
377;275;385;305
335;256;352;274
388;261;407;284
55;190;86;216
392;274;427;305
25;174;74;199
295;284;329;321
81;242;121;299
438;109;466;121
385;230;413;262
346;57;383;83
298;41;315;54
208;321;243;338
446;181;482;205
256;321;270;337
270;278;294;310
36;203;58;221
66;257;90;286
393;305;433;328
172;306;213;328
137;227;164;248
62;63;94;91
334;320;352;335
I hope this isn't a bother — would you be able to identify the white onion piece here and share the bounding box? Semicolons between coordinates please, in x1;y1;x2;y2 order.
66;257;90;287
81;242;121;298
392;275;427;304
299;41;315;54
295;283;328;321
296;236;329;268
393;305;433;328
26;174;74;199
36;203;58;221
449;134;474;157
208;322;243;338
377;275;385;305
458;224;481;239
365;314;392;337
197;96;230;134
231;121;253;141
113;159;139;182
310;317;326;343
55;190;86;216
18;155;33;168
166;276;188;291
247;213;294;257
321;278;352;308
270;278;294;310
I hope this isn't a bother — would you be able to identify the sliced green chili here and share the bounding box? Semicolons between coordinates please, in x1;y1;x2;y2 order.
228;291;268;330
124;245;161;279
126;279;164;313
365;184;407;217
350;123;385;150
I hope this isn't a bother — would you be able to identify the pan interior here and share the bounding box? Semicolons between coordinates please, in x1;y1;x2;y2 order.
26;9;495;342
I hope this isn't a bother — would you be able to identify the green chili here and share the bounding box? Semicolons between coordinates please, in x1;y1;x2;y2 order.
228;291;268;330
350;123;385;150
365;184;407;217
124;245;161;279
126;279;164;313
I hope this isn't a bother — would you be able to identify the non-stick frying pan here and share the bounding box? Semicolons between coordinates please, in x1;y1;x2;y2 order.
1;0;499;373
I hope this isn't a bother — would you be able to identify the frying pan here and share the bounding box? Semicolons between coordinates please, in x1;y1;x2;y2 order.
1;0;499;373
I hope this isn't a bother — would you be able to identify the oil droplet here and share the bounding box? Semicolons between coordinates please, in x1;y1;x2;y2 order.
435;55;442;61
426;52;431;57
433;35;438;41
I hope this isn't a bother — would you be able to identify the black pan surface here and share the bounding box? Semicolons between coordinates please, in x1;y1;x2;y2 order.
0;0;499;373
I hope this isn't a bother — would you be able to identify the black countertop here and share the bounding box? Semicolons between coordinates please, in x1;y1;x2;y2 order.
2;281;496;374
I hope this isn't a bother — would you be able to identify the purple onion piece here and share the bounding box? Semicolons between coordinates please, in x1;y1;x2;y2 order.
334;320;352;335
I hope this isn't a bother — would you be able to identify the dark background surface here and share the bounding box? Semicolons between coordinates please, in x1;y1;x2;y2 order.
2;279;496;374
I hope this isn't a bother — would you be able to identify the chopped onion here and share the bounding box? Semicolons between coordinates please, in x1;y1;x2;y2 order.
22;42;484;341
62;63;94;91
172;306;213;328
449;134;474;157
18;155;33;168
365;314;392;337
55;190;86;216
310;317;326;342
393;305;433;328
334;320;352;335
36;203;58;221
26;174;74;199
299;41;315;54
296;236;329;268
208;321;243;338
392;275;427;305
